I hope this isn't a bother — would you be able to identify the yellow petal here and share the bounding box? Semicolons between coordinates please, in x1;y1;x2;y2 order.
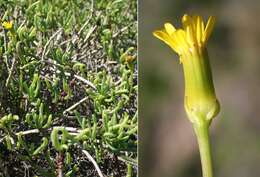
172;29;189;53
200;17;205;37
182;14;193;29
182;14;197;45
196;16;203;43
203;16;216;43
2;21;13;30
153;30;179;53
164;23;176;35
186;25;196;46
153;30;172;46
192;15;199;26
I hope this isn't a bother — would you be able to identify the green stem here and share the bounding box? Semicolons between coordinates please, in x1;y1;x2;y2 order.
126;163;133;177
193;122;214;177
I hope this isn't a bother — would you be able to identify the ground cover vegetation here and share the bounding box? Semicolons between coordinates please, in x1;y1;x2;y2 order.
0;0;137;176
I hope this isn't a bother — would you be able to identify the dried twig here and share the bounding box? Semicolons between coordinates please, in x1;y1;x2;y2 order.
40;58;96;90
63;96;88;115
82;149;105;177
73;74;97;90
41;58;97;90
83;25;97;43
5;55;17;87
41;28;63;61
112;24;132;38
78;0;94;35
117;156;137;167
64;72;97;90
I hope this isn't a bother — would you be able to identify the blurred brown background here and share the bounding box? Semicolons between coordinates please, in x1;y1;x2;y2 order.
139;0;260;177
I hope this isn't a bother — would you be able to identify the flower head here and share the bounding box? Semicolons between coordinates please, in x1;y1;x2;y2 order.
153;14;215;57
2;21;13;30
153;14;219;125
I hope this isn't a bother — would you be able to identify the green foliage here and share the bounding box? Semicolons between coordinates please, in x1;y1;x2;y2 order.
0;0;137;176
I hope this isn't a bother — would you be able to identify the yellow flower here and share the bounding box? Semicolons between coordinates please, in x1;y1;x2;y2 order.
153;14;215;58
153;14;219;125
2;21;13;30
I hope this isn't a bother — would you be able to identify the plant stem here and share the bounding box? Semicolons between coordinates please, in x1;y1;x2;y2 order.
193;122;214;177
126;163;133;177
56;152;64;177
